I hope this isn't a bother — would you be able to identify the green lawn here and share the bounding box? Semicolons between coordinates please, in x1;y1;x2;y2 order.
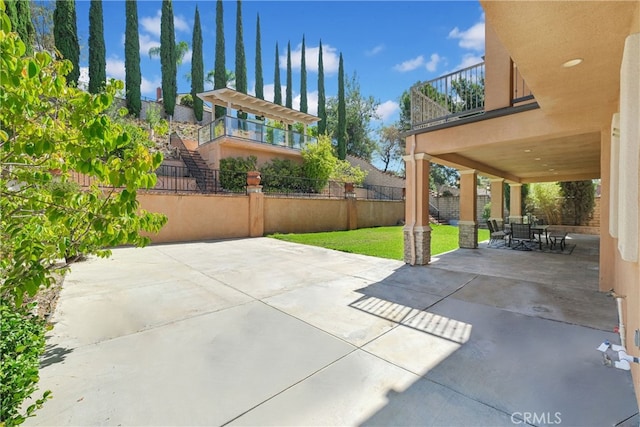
269;225;490;261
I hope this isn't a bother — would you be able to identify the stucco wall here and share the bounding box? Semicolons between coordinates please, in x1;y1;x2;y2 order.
138;193;250;243
356;200;405;229
264;198;349;234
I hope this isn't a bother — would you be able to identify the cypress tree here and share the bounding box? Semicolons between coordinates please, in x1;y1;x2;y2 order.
160;0;177;116
6;0;34;55
235;0;247;96
273;42;281;105
214;0;226;118
337;53;347;160
191;6;204;122
53;0;80;85
88;0;106;94
285;41;292;109
125;0;141;117
317;40;326;134
254;14;263;100
299;35;307;113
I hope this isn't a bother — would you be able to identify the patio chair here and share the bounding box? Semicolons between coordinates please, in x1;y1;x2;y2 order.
486;220;507;247
491;219;511;243
510;223;533;251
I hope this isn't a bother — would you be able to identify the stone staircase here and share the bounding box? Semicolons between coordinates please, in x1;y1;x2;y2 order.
169;133;217;193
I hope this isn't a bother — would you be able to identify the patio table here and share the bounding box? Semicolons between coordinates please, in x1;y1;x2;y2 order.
530;224;549;248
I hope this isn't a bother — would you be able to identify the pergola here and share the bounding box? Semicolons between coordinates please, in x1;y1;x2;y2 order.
197;88;320;127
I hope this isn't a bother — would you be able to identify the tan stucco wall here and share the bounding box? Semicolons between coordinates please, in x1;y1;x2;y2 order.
138;193;250;243
263;198;349;234
356;200;405;229
484;22;512;111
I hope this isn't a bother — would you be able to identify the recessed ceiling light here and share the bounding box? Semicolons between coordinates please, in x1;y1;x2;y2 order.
542;164;548;167
524;149;531;153
535;157;541;161
562;58;583;68
549;168;555;171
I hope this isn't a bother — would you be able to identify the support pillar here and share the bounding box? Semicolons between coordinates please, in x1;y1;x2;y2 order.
247;184;264;237
509;183;523;224
489;178;505;227
599;123;616;291
459;170;478;248
403;149;432;265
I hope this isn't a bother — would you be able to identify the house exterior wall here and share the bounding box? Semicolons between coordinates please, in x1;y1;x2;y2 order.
197;138;303;170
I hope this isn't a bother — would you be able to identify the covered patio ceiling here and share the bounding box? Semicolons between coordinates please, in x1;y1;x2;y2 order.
424;1;638;184
197;88;320;126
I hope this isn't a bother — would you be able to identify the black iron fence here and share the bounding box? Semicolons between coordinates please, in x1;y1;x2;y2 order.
70;167;405;201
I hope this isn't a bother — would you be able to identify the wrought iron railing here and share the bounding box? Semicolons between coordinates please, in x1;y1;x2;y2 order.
512;62;534;104
361;184;405;201
198;116;317;149
411;62;485;129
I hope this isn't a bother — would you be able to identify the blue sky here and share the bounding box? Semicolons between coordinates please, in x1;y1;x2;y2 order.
74;1;485;125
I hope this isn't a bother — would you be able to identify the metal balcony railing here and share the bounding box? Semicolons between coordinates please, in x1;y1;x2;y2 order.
411;62;485;130
198;116;318;149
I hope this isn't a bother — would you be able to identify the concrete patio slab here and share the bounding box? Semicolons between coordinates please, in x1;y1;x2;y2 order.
29;301;354;426
423;297;638;427
451;273;618;330
26;235;638;427
230;351;515;427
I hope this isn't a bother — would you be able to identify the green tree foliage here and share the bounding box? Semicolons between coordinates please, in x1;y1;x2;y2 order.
124;0;141;117
88;0;105;94
317;40;326;134
285;41;292;109
0;10;166;421
219;156;257;192
377;125;404;173
149;40;188;66
299;35;307;113
254;14;263;100
451;77;484;111
159;0;176;116
328;69;380;161
30;0;55;53
190;6;203;121
273;42;281;105
431;164;459;191
336;53;346;160
398;90;411;131
53;0;79;85
302;135;338;192
234;0;246;97
558;180;595;225
6;0;33;55
1;299;50;426
214;0;225;118
526;182;561;224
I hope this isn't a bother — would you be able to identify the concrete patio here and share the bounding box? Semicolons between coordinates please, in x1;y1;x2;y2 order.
27;234;638;426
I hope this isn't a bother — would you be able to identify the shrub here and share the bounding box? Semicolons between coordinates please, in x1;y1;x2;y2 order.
0;300;51;426
482;202;491;220
179;94;194;107
526;183;561;224
301;135;337;192
330;160;367;185
558;181;595;226
259;159;307;192
219;156;257;192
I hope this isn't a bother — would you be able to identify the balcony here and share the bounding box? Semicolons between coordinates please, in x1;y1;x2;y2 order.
198;115;317;150
410;62;533;130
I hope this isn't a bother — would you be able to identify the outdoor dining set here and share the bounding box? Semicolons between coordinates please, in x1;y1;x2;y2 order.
486;219;569;251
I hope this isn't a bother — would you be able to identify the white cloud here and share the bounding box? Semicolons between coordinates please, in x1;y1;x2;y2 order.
78;66;89;91
425;53;442;72
280;43;340;74
448;21;485;51
182;49;192;65
105;56;161;99
141;10;190;38
456;53;484;70
262;83;275;103
375;100;400;123
365;44;385;57
393;55;424;72
293;91;318;116
139;34;160;56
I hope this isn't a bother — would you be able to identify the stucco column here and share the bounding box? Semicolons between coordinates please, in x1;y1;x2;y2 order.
489;178;505;227
347;197;357;230
247;185;264;237
403;149;431;265
459;170;478;249
509;183;523;223
600;125;616;291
